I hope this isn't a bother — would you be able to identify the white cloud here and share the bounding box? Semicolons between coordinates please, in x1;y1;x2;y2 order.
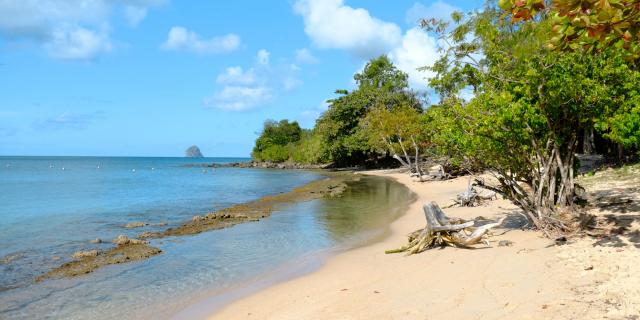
124;6;148;27
299;100;329;124
293;0;402;59
204;86;273;111
405;1;461;26
256;49;270;65
216;66;257;86
207;49;302;111
293;0;449;91
0;0;164;59
34;111;106;130
389;27;439;88
45;25;112;60
161;26;240;54
295;48;319;64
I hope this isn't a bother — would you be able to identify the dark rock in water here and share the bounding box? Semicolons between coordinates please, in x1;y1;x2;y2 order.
185;145;204;157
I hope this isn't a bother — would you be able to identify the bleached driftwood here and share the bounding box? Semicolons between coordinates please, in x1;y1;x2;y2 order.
454;178;498;207
386;201;505;255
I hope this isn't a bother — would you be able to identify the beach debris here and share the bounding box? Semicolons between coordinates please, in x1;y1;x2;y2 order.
386;201;505;255
554;236;568;246
454;178;497;207
498;240;514;247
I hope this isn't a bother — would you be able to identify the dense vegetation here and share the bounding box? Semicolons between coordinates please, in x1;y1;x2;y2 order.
252;1;640;234
253;55;423;166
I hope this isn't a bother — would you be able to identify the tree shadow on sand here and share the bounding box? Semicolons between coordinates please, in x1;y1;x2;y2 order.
584;184;640;248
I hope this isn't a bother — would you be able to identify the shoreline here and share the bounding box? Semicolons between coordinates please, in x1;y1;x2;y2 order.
172;172;415;319
203;170;580;319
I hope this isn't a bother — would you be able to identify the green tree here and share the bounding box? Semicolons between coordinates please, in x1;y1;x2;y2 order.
424;7;640;234
316;55;422;165
498;0;640;59
252;120;302;162
360;103;427;176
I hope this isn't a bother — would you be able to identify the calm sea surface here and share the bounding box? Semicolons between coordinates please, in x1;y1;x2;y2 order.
0;156;413;319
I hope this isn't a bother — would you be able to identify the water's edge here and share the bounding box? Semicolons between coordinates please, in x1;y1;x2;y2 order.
174;173;417;319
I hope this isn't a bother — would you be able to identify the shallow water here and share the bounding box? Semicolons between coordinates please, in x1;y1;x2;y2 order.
0;156;414;319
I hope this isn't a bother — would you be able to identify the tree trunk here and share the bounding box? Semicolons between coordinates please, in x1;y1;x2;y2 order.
583;128;595;154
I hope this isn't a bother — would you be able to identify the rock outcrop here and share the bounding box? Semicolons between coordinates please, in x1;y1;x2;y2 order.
185;145;204;158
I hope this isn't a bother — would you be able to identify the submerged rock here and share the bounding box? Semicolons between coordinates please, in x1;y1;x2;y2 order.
37;172;356;282
124;221;147;229
0;253;24;264
90;238;102;244
38;243;162;281
138;231;158;239
185;145;204;158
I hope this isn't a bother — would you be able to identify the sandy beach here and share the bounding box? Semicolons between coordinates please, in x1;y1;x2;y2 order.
206;172;553;319
206;170;640;319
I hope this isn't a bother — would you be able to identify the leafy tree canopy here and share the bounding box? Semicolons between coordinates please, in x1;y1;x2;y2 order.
498;0;640;59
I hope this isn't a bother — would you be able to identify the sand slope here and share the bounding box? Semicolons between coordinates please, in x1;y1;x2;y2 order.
208;172;586;319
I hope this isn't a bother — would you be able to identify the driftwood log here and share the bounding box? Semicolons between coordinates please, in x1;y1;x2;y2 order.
386;201;505;255
454;178;498;207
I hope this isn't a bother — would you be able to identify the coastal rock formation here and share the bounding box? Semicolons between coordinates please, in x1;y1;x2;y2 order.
38;242;161;281
187;161;331;170
0;252;24;264
185;145;204;157
112;235;147;245
124;221;147;228
37;173;355;282
72;250;99;260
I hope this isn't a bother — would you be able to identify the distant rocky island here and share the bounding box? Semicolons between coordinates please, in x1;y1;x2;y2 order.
185;145;203;157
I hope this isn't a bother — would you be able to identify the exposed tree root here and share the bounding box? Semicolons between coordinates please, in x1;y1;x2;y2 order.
386;201;505;255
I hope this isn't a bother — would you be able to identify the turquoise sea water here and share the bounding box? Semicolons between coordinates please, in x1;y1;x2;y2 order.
0;156;413;319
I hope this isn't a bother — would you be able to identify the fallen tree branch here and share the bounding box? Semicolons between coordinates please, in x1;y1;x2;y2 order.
386;201;505;255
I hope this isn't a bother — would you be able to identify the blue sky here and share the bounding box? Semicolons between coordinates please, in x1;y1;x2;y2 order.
0;0;483;157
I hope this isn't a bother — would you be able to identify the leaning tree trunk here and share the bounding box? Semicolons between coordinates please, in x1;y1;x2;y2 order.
583;128;595;154
476;136;578;236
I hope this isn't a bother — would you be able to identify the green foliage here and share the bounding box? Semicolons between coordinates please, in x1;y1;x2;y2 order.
316;55;422;165
423;6;640;232
499;0;640;59
360;102;428;173
257;145;290;162
289;130;327;164
252;120;302;162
